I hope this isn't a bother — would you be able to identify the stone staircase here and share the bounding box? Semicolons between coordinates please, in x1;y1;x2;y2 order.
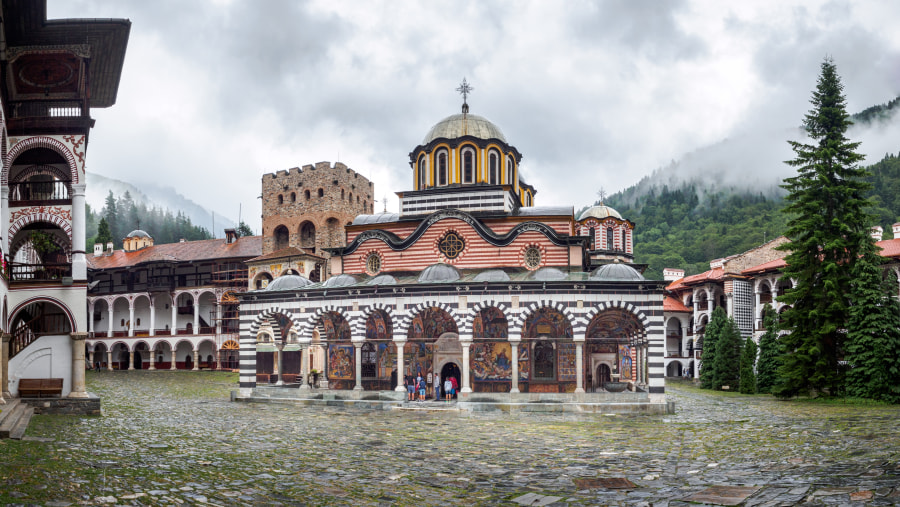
0;399;35;440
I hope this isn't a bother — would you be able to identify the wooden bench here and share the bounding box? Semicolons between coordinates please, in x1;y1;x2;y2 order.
19;378;64;398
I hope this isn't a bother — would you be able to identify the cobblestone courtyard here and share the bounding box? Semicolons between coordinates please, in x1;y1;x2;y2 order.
2;372;900;505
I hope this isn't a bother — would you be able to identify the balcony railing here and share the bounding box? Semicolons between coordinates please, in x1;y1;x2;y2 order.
10;100;86;119
9;262;72;282
9;181;71;203
11;313;71;359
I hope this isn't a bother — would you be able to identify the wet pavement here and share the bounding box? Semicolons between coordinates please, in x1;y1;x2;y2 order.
2;371;900;505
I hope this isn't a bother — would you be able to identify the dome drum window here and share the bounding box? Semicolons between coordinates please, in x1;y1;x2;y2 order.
365;252;382;275
438;231;465;259
461;147;476;184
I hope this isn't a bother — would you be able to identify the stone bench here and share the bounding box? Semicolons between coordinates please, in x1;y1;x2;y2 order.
19;378;64;398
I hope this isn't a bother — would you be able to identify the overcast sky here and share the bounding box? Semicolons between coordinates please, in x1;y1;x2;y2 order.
49;1;900;233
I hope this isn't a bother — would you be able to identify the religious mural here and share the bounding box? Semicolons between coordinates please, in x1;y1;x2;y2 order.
557;342;577;381
407;307;457;339
586;309;643;340
377;342;396;378
321;312;351;342
328;344;354;379
523;307;572;338
472;307;507;338
618;344;632;380
366;310;392;341
273;313;293;341
404;342;432;377
518;344;530;381
471;341;512;381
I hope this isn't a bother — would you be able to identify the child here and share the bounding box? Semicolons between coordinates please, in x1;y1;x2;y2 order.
444;377;453;401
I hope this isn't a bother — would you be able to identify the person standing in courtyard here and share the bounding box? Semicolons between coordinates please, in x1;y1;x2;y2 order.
406;374;415;401
450;375;459;399
434;373;441;401
418;375;426;401
444;377;452;402
426;370;433;399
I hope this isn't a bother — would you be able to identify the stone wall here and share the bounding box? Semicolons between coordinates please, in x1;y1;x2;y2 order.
722;236;789;274
22;394;101;415
261;162;374;258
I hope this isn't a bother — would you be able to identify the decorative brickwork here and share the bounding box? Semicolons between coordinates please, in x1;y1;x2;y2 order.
260;162;374;268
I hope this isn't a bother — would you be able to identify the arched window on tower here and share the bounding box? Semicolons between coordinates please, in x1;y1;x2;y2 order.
590;226;597;249
349;192;353;203
437;151;448;186
621;230;627;252
418;156;427;189
489;151;499;185
607;228;614;250
290;192;296;203
462;148;474;184
305;190;311;200
318;188;324;198
277;194;283;205
507;158;513;184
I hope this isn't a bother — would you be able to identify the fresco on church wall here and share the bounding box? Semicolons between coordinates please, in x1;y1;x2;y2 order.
377;342;396;378
321;312;351;342
586;309;643;339
558;342;577;381
518;343;530;381
328;344;354;379
618;344;632;380
589;342;617;354
404;342;432;377
471;342;512;381
366;310;392;341
407;308;457;339
523;307;572;338
472;307;508;338
273;313;293;341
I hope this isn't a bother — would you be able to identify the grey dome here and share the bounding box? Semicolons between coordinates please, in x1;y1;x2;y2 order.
473;269;510;282
418;263;461;283
266;274;313;291
323;274;358;288
590;263;645;281
577;205;622;221
529;267;567;281
126;229;152;239
423;113;507;144
367;274;398;285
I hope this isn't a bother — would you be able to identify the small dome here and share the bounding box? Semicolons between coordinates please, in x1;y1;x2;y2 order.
418;263;461;283
126;229;152;239
367;274;398;285
528;267;567;281
323;274;358;288
590;263;645;281
578;205;622;221
423;113;507;144
266;274;313;291
473;269;510;282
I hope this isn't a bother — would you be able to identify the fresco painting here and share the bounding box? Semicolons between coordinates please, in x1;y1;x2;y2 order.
618;344;632;380
471;341;512;381
472;307;508;339
523;307;572;338
558;342;577;381
404;342;432;377
365;310;392;341
586;309;643;339
377;342;396;378
408;308;457;339
273;313;293;341
321;312;351;341
329;344;354;380
518;343;530;381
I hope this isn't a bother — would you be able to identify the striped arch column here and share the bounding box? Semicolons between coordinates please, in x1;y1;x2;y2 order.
645;309;666;402
238;312;259;395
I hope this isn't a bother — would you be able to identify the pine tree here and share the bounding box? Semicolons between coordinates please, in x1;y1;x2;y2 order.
774;57;870;398
95;218;112;247
844;239;900;403
103;190;118;247
237;221;254;238
739;336;757;394
755;306;780;394
699;307;728;389
712;317;742;391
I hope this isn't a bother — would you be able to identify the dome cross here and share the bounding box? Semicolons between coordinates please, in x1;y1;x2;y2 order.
456;78;474;111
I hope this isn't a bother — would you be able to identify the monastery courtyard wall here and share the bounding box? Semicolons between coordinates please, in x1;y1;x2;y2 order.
3;370;900;505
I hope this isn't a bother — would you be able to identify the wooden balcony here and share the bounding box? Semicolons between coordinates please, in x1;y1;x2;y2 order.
9;180;71;206
9;262;72;282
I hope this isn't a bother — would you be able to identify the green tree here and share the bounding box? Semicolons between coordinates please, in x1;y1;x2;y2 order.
739;336;757;394
755;305;780;394
774;57;870;398
237;221;254;238
103;190;118;247
95;218;112;247
699;307;728;389
844;238;900;403
712;316;742;391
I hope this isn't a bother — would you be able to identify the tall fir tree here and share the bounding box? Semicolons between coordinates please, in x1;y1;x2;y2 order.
844;239;900;403
699;307;728;389
95;218;112;247
739;336;758;394
755;306;780;394
775;57;870;398
712;316;742;391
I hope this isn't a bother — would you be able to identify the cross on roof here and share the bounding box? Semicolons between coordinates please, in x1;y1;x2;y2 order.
456;78;473;104
597;188;607;205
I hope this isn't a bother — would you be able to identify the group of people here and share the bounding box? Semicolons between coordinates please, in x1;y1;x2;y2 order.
404;371;458;402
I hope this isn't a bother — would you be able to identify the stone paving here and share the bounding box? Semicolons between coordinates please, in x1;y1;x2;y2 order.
2;372;900;505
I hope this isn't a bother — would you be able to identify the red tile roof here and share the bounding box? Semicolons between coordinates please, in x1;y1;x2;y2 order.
86;236;262;270
247;246;323;263
664;296;691;312
741;258;787;275
877;238;900;258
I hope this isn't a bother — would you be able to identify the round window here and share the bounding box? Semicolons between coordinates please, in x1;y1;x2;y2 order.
524;246;542;270
366;252;382;275
438;232;465;259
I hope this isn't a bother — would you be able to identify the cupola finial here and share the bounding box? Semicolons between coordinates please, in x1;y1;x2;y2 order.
456;77;473;114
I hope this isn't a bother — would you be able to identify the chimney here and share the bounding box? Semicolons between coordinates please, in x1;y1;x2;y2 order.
94;243;103;256
179;238;186;243
893;223;900;236
871;225;884;241
225;228;237;244
106;242;114;254
663;268;685;282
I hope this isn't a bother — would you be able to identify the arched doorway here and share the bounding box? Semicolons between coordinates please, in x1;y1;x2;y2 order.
441;362;461;398
595;363;611;390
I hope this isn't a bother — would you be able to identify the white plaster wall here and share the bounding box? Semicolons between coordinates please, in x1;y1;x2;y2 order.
8;334;73;396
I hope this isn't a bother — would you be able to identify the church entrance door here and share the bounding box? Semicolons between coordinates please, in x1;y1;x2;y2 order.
134;352;143;370
596;364;611;390
441;362;461;398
